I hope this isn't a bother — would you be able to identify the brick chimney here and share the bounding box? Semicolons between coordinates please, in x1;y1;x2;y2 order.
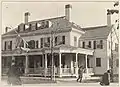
65;4;72;21
24;12;30;23
107;9;111;26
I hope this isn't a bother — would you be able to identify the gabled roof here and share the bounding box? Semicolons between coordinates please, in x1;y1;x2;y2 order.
80;25;112;39
2;16;84;37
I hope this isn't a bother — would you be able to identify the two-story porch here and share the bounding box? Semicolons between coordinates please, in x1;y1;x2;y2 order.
2;45;94;78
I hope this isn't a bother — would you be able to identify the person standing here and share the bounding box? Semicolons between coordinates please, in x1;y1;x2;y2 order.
7;61;22;85
100;70;111;86
76;66;84;83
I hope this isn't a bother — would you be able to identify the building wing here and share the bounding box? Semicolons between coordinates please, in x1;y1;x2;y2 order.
80;25;112;40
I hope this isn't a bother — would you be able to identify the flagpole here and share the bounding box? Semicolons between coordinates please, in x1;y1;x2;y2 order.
9;26;29;47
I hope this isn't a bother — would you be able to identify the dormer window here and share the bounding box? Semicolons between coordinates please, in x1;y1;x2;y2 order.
29;24;32;31
18;25;20;32
88;41;91;48
23;24;25;31
82;41;85;48
35;23;38;30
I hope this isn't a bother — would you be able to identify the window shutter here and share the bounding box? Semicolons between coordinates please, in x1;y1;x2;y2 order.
4;41;6;50
36;41;38;48
62;36;65;44
10;41;12;50
93;41;96;49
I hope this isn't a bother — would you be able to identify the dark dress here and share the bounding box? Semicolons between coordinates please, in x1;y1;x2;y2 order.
7;65;22;85
100;72;110;85
77;68;84;82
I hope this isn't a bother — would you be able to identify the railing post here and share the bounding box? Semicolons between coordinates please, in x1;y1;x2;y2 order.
85;54;88;74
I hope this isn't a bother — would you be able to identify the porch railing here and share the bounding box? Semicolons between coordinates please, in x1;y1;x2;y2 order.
88;68;93;73
28;67;45;75
2;67;9;75
62;68;71;74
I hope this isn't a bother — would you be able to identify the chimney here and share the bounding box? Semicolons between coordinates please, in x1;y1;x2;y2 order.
107;9;111;26
24;12;30;23
65;4;72;21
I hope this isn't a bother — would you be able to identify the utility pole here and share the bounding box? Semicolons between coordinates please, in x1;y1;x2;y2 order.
110;30;114;82
108;1;119;82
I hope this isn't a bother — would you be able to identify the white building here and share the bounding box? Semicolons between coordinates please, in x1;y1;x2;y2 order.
1;4;118;78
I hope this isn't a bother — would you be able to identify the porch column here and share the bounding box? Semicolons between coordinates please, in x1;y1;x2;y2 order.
59;53;62;77
42;55;44;67
85;54;88;74
75;53;78;77
70;55;73;75
25;55;29;76
44;53;47;77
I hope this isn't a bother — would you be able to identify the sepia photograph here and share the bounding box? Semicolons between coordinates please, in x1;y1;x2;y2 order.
1;0;119;87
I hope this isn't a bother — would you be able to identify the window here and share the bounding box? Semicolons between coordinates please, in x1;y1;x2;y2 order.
115;43;118;52
93;41;96;49
23;24;25;31
55;37;57;45
4;41;12;50
96;58;101;67
4;41;6;50
62;36;65;44
35;23;38;30
44;37;50;47
40;38;43;48
55;36;65;46
74;36;77;46
18;25;20;32
28;40;35;49
88;41;91;48
29;24;32;31
116;59;119;67
100;40;103;49
82;42;85;48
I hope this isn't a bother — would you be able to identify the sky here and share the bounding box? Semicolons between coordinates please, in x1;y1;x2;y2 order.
1;1;119;34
